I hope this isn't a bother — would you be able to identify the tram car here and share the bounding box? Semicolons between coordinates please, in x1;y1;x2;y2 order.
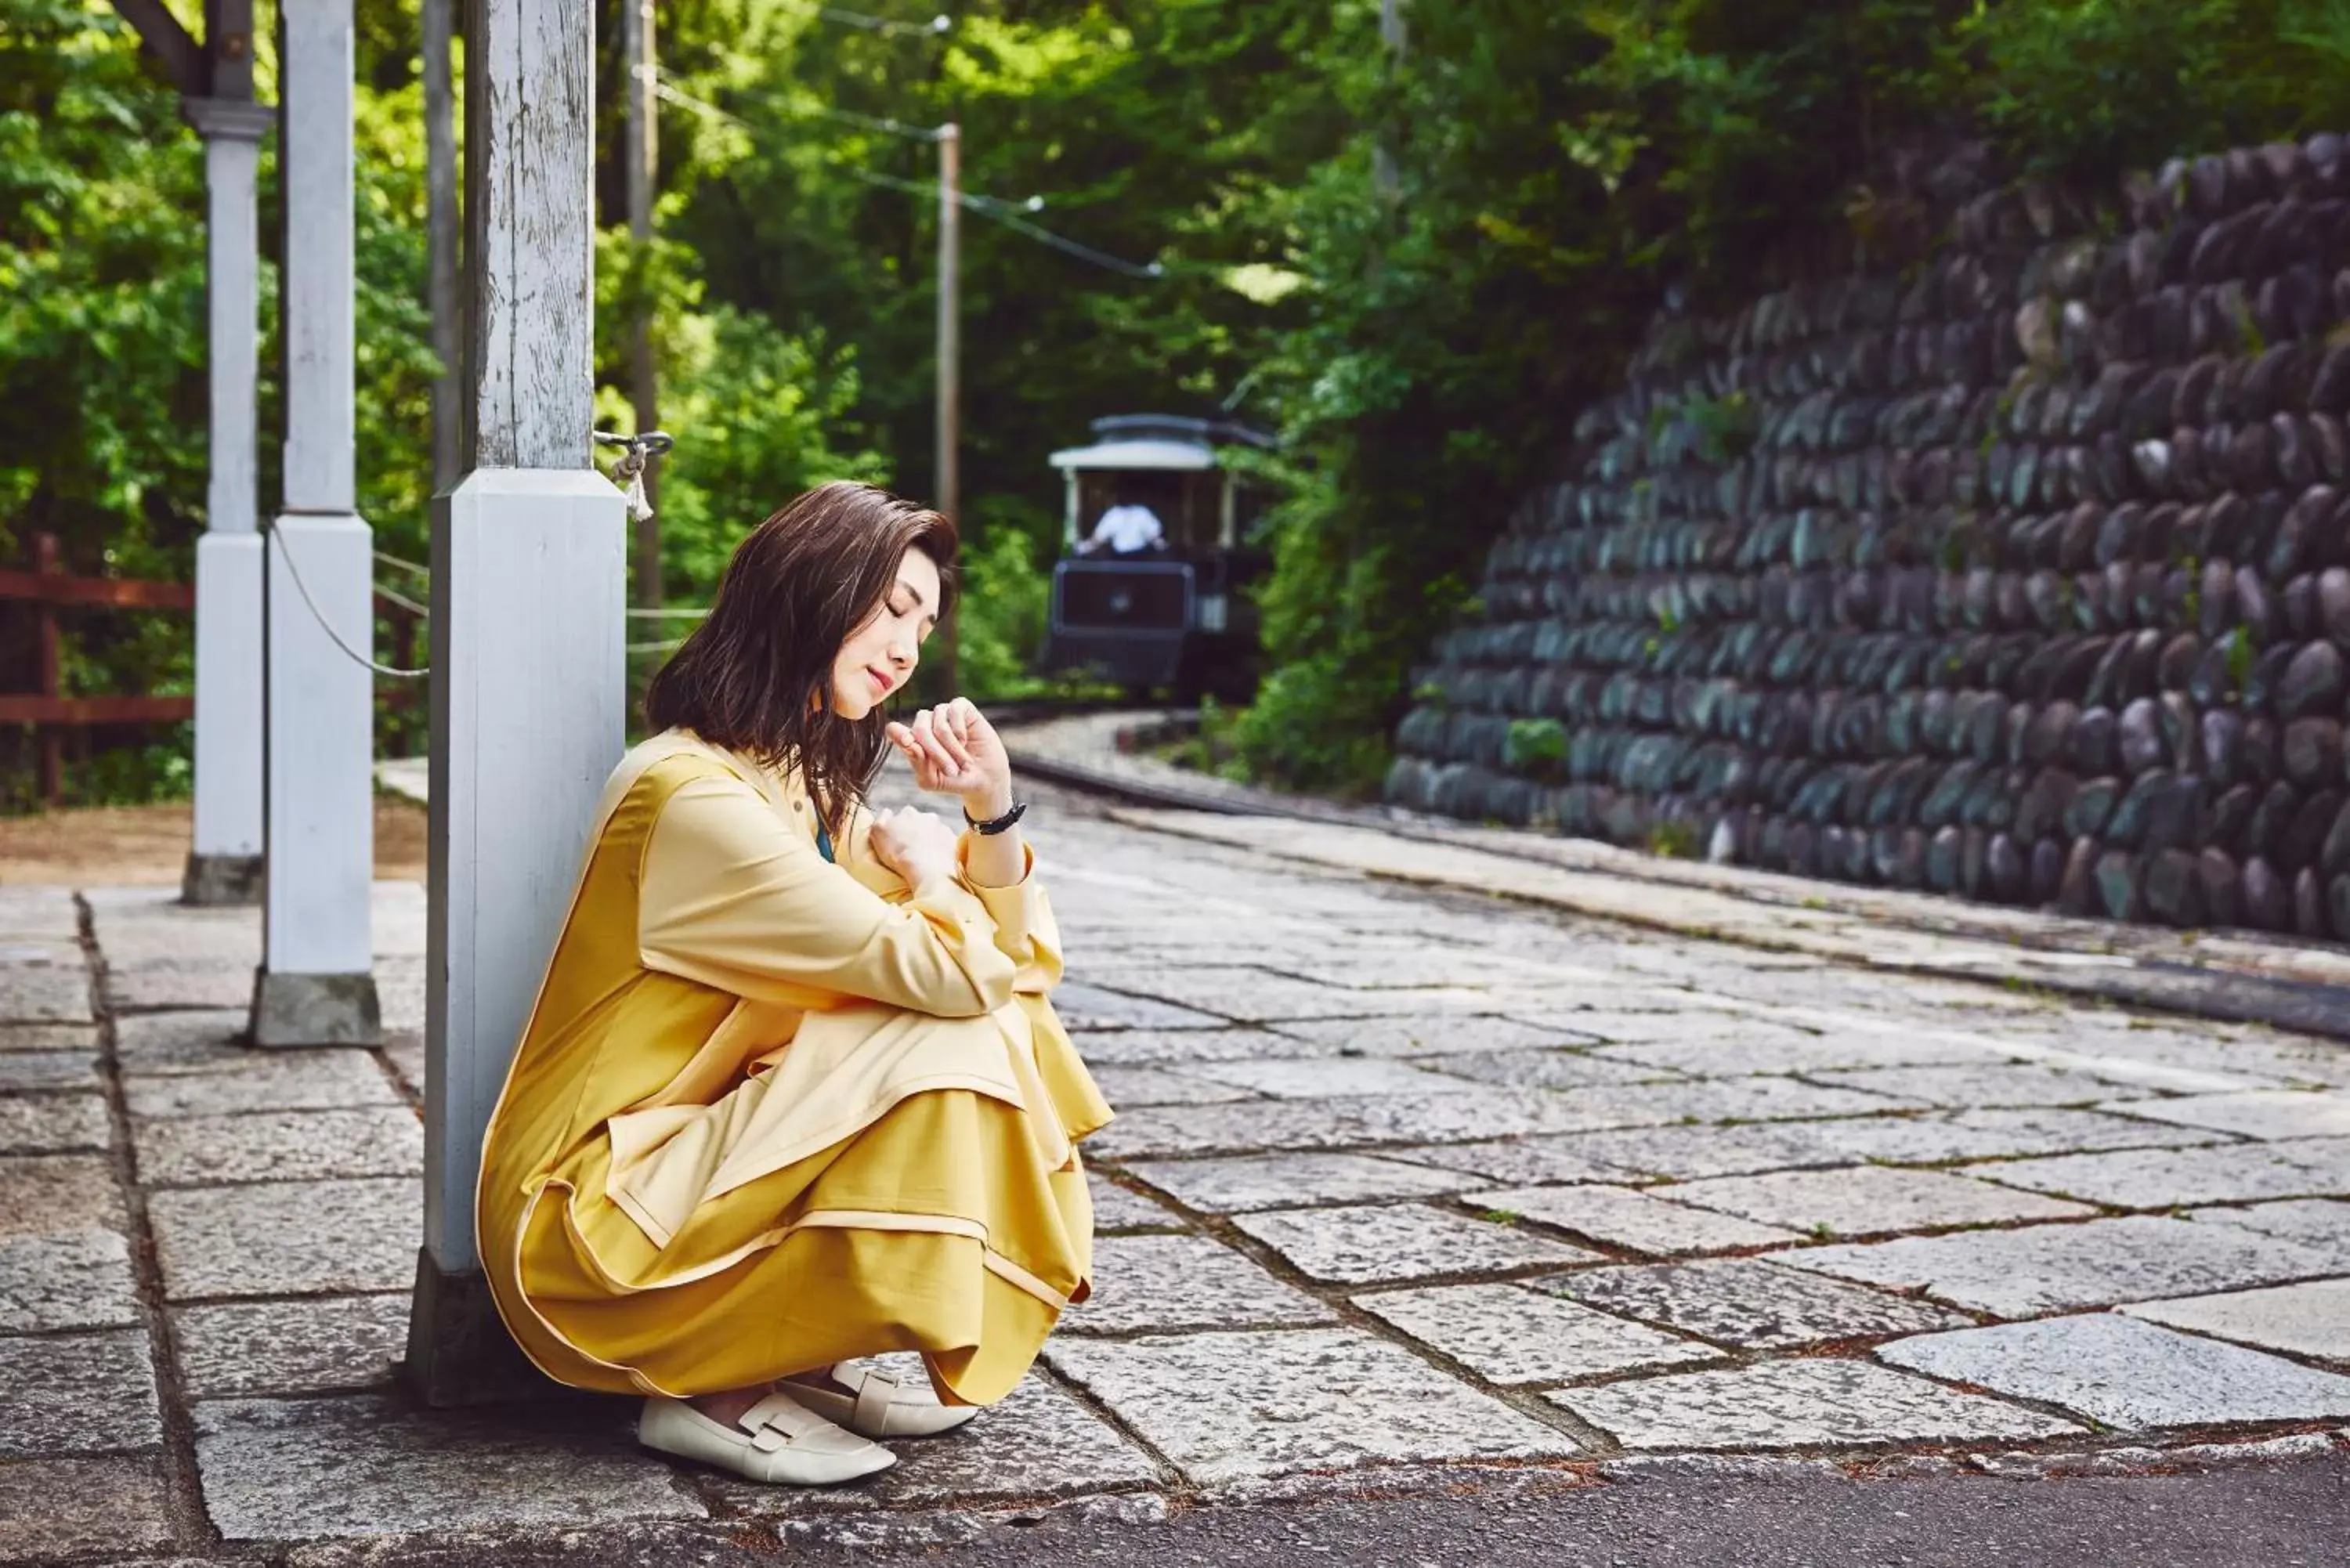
1038;413;1275;699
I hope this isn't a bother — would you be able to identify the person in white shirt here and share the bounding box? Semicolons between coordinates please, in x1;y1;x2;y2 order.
1079;499;1166;555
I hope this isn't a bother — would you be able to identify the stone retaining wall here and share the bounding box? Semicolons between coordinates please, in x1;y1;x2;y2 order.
1390;135;2350;938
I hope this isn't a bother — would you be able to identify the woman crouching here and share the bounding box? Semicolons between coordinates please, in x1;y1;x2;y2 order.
475;481;1111;1485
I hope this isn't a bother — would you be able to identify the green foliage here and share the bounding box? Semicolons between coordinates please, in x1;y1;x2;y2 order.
25;0;2350;808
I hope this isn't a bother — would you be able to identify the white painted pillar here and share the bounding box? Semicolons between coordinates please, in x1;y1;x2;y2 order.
406;0;626;1404
182;97;274;906
250;0;378;1047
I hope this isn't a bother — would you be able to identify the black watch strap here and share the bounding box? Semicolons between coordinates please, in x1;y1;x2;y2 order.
963;800;1029;836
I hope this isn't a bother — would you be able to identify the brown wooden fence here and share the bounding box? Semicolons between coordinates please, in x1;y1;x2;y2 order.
5;533;428;805
1;533;195;804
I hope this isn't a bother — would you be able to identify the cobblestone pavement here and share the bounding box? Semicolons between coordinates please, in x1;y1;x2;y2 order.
3;778;2349;1563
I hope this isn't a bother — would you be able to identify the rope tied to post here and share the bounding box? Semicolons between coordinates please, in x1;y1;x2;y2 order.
595;429;674;523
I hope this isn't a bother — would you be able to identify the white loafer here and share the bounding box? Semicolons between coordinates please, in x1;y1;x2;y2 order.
638;1390;896;1486
785;1362;980;1440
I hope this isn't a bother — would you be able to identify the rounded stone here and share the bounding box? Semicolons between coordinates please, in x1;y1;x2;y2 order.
2201;706;2246;786
2243;854;2291;928
2208;782;2260;855
1987;833;2027;902
2278;640;2348;719
2030;836;2067;904
2118;697;2167;773
2199;847;2244;929
2295;865;2329;937
2095;850;2144;921
2284;717;2344;787
2065;775;2124;840
2145;848;2207;927
2070;706;2120;774
2286;789;2345;872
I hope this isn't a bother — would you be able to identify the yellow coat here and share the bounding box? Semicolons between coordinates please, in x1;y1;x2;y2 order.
476;730;1112;1404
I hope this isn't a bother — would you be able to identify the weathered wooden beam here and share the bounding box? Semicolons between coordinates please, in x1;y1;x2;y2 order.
110;0;206;96
460;0;595;469
410;0;625;1407
202;0;255;100
0;570;196;610
0;695;195;725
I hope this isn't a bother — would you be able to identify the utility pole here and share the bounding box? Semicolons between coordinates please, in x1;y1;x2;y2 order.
934;121;960;696
1373;0;1407;204
623;0;660;609
422;0;458;490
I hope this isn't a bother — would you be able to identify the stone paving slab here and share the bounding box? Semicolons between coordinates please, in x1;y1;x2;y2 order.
0;1330;161;1456
1068;1028;1336;1066
171;1294;413;1399
1543;1013;1810;1050
1671;1165;2096;1239
714;1375;1161;1513
1588;1031;2005;1078
1084;1065;1259;1107
2187;1199;2350;1269
149;1176;420;1299
1231;1202;1603;1284
1053;983;1235;1032
113;1010;255;1071
1781;1216;2343;1317
1097;967;1496;1024
1544;1122;1841;1180
1087;1181;1191;1232
0;1051;100;1093
0;1229;139;1332
1045;1327;1583;1485
1184;1057;1478;1099
191;1395;704;1540
124;1047;400;1118
1383;1137;1624;1187
1351;1282;1726;1386
0;1454;174;1559
0;1092;110;1154
1123;1152;1491;1212
1262;1014;1600;1057
2102;1090;2350;1140
1553;1358;2081;1452
0;1154;126;1239
0;1022;98;1053
106;963;254;1013
1472;1183;1802;1255
1412;1048;1688;1091
1878;1313;2350;1429
1086;1086;1607;1160
1809;1062;2157;1110
0;966;92;1024
0;889;80;942
2123;1278;2350;1364
1535;1257;1970;1348
1965;1139;2350;1209
1531;1076;1929;1129
1795;1107;2234;1165
1065;1234;1335;1335
132;1106;425;1188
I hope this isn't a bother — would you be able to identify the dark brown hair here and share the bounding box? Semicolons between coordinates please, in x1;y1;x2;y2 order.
645;481;957;830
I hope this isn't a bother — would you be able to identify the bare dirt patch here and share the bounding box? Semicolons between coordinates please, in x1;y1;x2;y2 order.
0;799;428;886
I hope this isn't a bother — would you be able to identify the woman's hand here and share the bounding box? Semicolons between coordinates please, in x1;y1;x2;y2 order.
886;699;1014;820
866;804;963;891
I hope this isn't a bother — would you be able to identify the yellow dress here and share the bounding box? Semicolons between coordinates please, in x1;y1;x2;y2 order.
475;729;1112;1405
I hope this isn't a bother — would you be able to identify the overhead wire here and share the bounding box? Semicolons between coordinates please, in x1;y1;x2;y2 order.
653;76;1166;281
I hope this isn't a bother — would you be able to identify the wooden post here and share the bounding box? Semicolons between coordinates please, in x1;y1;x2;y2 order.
251;0;379;1046
423;0;460;491
935;121;960;695
407;0;627;1407
622;0;660;610
32;535;62;807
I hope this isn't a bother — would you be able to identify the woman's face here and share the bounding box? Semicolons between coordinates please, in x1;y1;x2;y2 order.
829;547;941;721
